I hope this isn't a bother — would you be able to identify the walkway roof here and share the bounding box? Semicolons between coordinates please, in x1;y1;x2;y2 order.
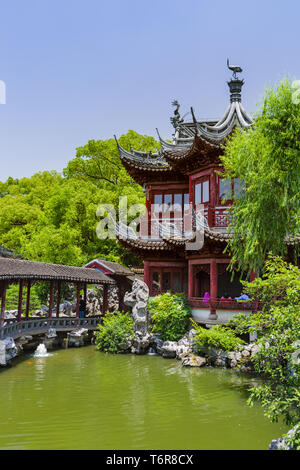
0;258;115;285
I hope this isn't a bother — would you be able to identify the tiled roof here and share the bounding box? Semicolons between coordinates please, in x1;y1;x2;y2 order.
0;258;115;284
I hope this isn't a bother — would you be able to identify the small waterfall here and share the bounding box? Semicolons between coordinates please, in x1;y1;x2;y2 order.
33;343;50;358
147;347;157;356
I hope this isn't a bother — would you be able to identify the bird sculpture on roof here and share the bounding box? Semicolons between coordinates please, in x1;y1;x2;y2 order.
227;58;243;79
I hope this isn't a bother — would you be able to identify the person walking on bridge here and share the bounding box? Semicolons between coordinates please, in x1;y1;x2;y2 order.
79;296;86;318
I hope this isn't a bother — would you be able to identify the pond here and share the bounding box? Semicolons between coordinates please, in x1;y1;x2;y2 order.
0;346;288;450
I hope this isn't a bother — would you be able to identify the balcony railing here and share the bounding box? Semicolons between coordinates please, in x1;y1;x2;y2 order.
146;207;231;239
189;297;262;311
112;205;232;242
212;206;231;228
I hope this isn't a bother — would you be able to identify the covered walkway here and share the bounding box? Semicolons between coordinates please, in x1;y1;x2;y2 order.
0;258;115;325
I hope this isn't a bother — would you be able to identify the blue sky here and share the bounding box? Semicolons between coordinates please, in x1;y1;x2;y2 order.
0;0;300;181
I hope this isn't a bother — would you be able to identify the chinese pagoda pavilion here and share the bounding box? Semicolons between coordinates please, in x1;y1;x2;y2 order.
114;62;297;324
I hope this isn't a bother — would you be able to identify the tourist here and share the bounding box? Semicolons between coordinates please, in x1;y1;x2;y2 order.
79;296;86;318
235;293;250;301
235;293;251;307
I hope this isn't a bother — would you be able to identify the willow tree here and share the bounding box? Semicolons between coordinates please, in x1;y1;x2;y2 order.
221;79;300;274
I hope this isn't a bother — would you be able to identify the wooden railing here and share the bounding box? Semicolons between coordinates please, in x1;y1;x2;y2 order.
188;297;262;311
212;207;231;228
0;316;102;340
142;206;232;240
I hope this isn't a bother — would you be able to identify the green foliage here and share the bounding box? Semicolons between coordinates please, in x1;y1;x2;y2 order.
95;311;134;353
5;284;41;315
0;130;159;268
283;424;300;450
148;292;191;341
230;257;300;426
239;256;300;310
64;129;160;191
192;321;243;352
221;79;300;274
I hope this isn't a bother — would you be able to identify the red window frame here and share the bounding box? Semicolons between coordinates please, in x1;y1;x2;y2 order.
149;267;186;296
192;177;210;207
218;177;243;204
150;191;189;223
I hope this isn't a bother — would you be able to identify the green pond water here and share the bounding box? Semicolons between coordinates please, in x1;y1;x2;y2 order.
0;346;288;450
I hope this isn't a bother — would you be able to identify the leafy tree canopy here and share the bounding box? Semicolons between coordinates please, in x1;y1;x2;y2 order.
221;79;300;274
64;129;160;191
0;130;159;267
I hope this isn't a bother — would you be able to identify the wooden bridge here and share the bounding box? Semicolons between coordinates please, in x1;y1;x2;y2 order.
0;316;101;340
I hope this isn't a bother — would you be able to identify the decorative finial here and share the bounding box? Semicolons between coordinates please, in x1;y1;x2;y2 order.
227;58;243;80
170;100;184;129
227;59;244;102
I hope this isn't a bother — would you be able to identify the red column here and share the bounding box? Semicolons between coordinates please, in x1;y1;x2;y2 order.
56;281;61;318
189;175;193;204
210;260;218;318
146;191;151;237
83;283;87;317
144;261;150;289
1;281;7;325
195;271;200;297
188;261;193;299
210;171;218;207
250;270;257;282
209;171;218;228
102;284;108;315
48;281;54;319
17;280;23;322
76;283;81;318
25;280;31;319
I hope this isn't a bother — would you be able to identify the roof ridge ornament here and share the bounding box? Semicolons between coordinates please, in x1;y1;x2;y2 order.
227;58;243;80
226;59;245;103
170;100;184;129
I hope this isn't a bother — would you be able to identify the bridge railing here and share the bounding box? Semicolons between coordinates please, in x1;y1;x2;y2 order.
0;316;102;340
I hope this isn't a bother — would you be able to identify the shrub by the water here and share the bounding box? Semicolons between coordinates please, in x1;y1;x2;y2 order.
148;292;191;341
230;256;300;427
192;321;243;352
95;311;134;353
283;424;300;450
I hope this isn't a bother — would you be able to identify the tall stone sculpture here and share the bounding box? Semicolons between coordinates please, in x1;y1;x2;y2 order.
124;279;149;333
124;279;150;354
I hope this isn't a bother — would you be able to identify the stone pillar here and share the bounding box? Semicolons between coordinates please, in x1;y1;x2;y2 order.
210;260;218;319
25;280;31;319
17;280;23;322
